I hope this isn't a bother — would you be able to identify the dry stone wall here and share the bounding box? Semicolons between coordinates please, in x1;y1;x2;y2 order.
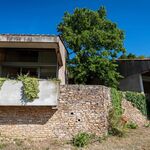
0;85;111;140
122;99;147;127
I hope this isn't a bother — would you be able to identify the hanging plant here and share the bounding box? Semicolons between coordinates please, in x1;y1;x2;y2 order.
18;74;39;102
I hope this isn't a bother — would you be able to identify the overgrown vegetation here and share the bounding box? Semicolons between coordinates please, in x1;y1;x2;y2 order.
119;52;145;59
126;121;138;129
125;91;147;116
72;132;91;147
18;74;39;101
109;88;126;137
72;132;107;147
0;78;7;89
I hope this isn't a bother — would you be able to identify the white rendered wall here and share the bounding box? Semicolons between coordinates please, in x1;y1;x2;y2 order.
0;80;59;106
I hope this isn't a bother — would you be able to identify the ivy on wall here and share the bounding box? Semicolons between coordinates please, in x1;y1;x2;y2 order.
125;91;147;116
111;88;123;117
109;88;124;136
18;75;39;102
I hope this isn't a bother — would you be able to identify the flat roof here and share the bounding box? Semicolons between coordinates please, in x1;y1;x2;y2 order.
0;34;60;43
0;34;67;66
117;58;150;61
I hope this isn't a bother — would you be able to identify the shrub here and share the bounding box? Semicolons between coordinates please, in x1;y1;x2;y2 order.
108;126;125;137
109;88;125;137
108;109;126;137
125;91;147;116
126;121;138;129
72;132;91;147
18;74;39;101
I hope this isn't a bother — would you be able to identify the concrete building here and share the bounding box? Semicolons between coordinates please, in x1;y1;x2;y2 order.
118;59;150;94
0;34;67;85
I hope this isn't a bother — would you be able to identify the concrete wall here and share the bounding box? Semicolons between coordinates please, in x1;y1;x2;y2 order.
58;40;67;85
117;59;150;77
0;85;111;140
119;74;144;92
0;80;59;106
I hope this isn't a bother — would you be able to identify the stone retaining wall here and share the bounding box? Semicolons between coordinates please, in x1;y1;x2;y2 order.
0;85;111;140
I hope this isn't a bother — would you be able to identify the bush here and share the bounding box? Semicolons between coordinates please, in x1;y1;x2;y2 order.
108;126;125;137
72;132;91;147
126;121;138;129
125;91;147;116
108;109;126;137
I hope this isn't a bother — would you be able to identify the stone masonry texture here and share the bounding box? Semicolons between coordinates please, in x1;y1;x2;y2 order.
0;85;111;140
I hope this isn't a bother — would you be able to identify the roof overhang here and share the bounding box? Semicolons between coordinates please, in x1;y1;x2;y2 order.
0;34;67;66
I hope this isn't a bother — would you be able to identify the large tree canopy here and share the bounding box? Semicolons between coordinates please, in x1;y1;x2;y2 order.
58;6;125;88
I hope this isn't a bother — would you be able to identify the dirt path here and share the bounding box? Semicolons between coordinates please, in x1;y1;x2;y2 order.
1;127;150;150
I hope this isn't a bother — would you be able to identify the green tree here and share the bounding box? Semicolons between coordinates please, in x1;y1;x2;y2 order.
119;53;145;59
58;6;125;88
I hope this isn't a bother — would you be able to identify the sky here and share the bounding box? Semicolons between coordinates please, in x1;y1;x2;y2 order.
0;0;150;56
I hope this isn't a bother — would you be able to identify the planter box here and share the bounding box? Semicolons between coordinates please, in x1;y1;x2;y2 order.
0;80;59;106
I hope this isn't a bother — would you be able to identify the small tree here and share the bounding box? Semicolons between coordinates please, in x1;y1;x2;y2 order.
58;6;125;88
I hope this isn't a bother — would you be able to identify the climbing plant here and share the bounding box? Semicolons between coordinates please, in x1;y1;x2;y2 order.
18;75;39;102
109;88;125;136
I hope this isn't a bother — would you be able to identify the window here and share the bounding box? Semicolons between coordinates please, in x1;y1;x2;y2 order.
0;48;58;79
40;66;57;79
5;50;39;62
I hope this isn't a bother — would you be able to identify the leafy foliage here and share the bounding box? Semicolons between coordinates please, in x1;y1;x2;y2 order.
109;88;126;136
125;91;147;116
72;132;91;147
18;75;39;101
58;6;125;88
72;132;108;147
119;53;145;59
111;88;123;117
126;121;138;129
